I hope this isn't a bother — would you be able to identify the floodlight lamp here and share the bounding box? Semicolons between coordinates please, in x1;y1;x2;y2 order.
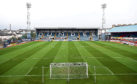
26;2;31;8
102;3;106;9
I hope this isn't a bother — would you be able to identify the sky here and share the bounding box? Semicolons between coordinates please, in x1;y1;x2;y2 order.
0;0;137;30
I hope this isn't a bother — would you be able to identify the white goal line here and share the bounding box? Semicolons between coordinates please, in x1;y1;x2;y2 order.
88;73;137;76
0;73;137;78
87;57;122;59
32;58;83;60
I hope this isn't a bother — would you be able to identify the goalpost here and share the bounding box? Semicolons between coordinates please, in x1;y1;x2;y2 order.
50;62;88;80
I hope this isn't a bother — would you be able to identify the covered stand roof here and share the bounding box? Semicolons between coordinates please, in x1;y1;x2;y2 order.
109;25;137;33
35;27;100;30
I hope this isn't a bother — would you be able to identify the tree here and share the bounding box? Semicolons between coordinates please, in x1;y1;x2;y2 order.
31;31;36;39
0;38;2;44
11;37;17;43
22;34;27;39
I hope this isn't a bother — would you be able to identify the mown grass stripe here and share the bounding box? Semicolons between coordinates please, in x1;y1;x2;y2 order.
0;42;50;75
28;41;62;75
92;41;137;61
99;41;137;54
45;42;68;84
77;41;121;84
89;41;137;73
0;42;53;84
83;41;137;84
67;42;90;84
0;41;137;84
0;42;43;64
24;42;62;84
52;41;68;63
0;42;39;55
83;42;137;73
73;41;95;84
68;41;84;62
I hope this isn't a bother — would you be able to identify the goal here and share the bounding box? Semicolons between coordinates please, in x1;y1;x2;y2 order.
50;62;88;79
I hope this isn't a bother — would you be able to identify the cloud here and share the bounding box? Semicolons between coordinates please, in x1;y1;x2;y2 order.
0;0;137;29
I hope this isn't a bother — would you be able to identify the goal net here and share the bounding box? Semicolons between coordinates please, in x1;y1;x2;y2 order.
50;62;88;79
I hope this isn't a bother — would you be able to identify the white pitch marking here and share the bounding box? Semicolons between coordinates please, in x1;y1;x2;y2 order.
112;57;122;58
42;66;45;84
88;57;103;58
25;67;33;76
88;73;137;76
1;73;137;78
87;57;122;59
94;66;96;83
104;67;114;75
32;58;51;60
0;75;42;77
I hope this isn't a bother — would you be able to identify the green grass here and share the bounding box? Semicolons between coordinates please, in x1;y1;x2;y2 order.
0;41;137;84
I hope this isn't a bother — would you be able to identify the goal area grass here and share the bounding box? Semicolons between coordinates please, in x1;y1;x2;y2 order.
0;41;137;84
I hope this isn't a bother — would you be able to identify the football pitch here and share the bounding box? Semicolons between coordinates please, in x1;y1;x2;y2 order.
0;41;137;84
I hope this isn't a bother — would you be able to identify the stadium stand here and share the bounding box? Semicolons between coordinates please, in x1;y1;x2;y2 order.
35;27;99;41
109;25;137;46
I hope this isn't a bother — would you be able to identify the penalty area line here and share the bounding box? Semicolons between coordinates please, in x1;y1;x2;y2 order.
42;66;45;84
25;67;33;76
94;66;96;83
104;67;114;75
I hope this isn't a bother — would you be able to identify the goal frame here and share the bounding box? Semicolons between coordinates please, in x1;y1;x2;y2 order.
50;62;88;79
